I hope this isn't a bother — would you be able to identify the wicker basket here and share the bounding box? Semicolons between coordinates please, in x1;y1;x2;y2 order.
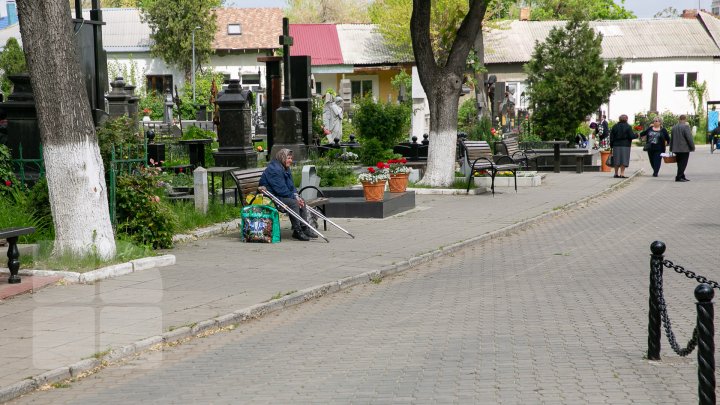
662;154;676;163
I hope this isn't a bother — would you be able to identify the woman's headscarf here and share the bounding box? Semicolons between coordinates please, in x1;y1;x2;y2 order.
274;148;293;169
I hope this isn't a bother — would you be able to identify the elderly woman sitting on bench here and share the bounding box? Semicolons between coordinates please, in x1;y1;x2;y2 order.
259;148;316;241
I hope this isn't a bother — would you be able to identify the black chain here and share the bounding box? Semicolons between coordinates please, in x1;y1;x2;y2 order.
663;259;720;290
653;265;698;357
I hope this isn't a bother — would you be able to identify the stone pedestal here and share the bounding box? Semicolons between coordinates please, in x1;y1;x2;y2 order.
270;99;307;161
124;83;139;122
213;79;257;169
106;77;130;118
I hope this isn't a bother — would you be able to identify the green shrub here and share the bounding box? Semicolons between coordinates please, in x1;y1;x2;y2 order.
138;92;165;120
115;167;178;249
181;125;214;140
352;96;411;149
312;155;356;187
358;138;393;166
96;116;143;172
458;98;478;133
0;144;18;195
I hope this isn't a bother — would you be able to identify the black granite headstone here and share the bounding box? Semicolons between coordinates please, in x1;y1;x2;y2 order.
213;79;257;169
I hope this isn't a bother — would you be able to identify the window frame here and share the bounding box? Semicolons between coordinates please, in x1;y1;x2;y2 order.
675;72;698;88
619;73;642;91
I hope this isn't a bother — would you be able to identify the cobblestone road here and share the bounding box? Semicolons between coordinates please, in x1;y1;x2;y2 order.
11;151;720;404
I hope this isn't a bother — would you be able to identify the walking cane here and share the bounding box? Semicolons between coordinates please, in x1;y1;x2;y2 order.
305;205;355;238
259;187;329;243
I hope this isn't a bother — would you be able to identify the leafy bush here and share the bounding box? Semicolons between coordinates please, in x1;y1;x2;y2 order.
0;183;54;243
352;96;411;149
0;144;18;194
358;137;393;166
458;98;478;133
138;92;165;121
312;155;356;187
181;125;214;140
96;116;143;171
466;116;494;142
115;167;178;249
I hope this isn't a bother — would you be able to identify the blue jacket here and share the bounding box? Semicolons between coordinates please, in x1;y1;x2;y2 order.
259;160;297;199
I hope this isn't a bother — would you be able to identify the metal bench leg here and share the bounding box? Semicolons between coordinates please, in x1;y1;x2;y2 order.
490;171;496;196
576;156;583;173
513;170;518;193
6;236;21;284
466;174;473;194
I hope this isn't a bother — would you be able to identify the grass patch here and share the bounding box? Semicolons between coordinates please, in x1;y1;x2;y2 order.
409;178;475;189
24;239;152;272
268;290;298;301
370;275;382;284
51;382;71;389
168;199;239;233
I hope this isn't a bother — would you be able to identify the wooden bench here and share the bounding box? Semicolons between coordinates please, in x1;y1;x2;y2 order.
495;138;540;170
1;227;35;284
229;167;330;230
459;140;520;196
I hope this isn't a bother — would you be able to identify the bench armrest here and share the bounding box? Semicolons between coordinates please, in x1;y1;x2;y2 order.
298;185;327;198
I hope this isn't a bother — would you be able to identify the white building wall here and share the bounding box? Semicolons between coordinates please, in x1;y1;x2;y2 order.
106;52;181;92
606;58;720;122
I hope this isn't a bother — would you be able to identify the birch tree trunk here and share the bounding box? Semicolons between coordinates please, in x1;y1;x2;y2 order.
16;0;116;259
411;0;487;187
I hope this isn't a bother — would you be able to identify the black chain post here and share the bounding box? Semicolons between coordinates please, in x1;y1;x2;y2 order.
695;283;715;405
648;241;665;360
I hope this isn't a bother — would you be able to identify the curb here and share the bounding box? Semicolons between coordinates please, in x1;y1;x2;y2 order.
0;255;176;284
0;173;639;402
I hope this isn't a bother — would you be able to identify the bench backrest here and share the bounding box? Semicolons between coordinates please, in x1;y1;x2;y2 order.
461;140;493;162
229;167;266;206
502;138;521;156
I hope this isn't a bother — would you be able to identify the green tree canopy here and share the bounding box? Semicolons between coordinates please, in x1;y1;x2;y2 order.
138;0;220;80
286;0;370;23
520;0;635;20
0;37;27;98
524;19;622;141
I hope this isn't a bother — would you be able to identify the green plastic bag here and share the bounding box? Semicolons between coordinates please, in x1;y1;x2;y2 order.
241;205;280;243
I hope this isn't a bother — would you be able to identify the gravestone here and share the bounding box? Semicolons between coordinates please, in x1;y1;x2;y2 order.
124;83;139;122
106;77;130;118
290;55;313;146
270;17;307;160
213;79;257;169
258;56;282;155
2;74;40;165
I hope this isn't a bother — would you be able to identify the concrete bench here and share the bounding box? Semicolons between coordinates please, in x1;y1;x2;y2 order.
531;148;599;173
1;227;35;284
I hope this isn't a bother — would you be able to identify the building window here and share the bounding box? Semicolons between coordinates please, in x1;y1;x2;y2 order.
675;72;698;88
315;81;322;95
146;75;173;95
351;80;373;99
241;74;260;86
227;24;242;35
619;74;642;90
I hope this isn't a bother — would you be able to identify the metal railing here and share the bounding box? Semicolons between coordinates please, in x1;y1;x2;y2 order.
648;241;716;405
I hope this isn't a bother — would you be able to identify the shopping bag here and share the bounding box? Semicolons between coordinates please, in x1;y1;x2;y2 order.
661;152;676;164
241;205;281;243
605;153;613;167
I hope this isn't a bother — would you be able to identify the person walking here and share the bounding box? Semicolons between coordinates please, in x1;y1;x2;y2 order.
669;114;695;182
609;114;636;178
639;116;670;177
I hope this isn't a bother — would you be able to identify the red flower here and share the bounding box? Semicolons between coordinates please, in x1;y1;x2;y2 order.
377;162;387;169
4;180;10;187
400;158;407;164
490;128;497;135
368;167;376;173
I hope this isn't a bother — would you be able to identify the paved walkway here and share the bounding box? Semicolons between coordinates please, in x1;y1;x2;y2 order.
3;146;714;402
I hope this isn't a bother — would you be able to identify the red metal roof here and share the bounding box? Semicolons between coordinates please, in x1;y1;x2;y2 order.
289;24;343;65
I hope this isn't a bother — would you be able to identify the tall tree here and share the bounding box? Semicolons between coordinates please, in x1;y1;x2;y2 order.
411;0;488;187
521;0;635;20
286;0;370;23
138;0;220;80
16;0;116;259
524;19;622;141
0;37;27;99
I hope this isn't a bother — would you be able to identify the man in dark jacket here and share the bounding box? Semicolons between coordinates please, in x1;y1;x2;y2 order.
259;148;315;241
670;115;695;182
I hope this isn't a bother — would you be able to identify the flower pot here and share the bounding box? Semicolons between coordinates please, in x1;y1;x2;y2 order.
388;173;409;193
599;150;612;172
361;181;386;201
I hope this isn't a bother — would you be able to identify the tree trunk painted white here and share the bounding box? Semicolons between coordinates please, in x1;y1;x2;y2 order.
410;0;487;187
17;0;116;259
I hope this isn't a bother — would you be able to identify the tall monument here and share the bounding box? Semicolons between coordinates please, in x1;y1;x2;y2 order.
269;17;307;160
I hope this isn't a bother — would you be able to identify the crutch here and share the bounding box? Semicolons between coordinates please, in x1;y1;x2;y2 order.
259;187;329;243
305;205;354;238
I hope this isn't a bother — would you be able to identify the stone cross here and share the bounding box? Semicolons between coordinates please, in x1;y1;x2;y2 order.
279;17;293;100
